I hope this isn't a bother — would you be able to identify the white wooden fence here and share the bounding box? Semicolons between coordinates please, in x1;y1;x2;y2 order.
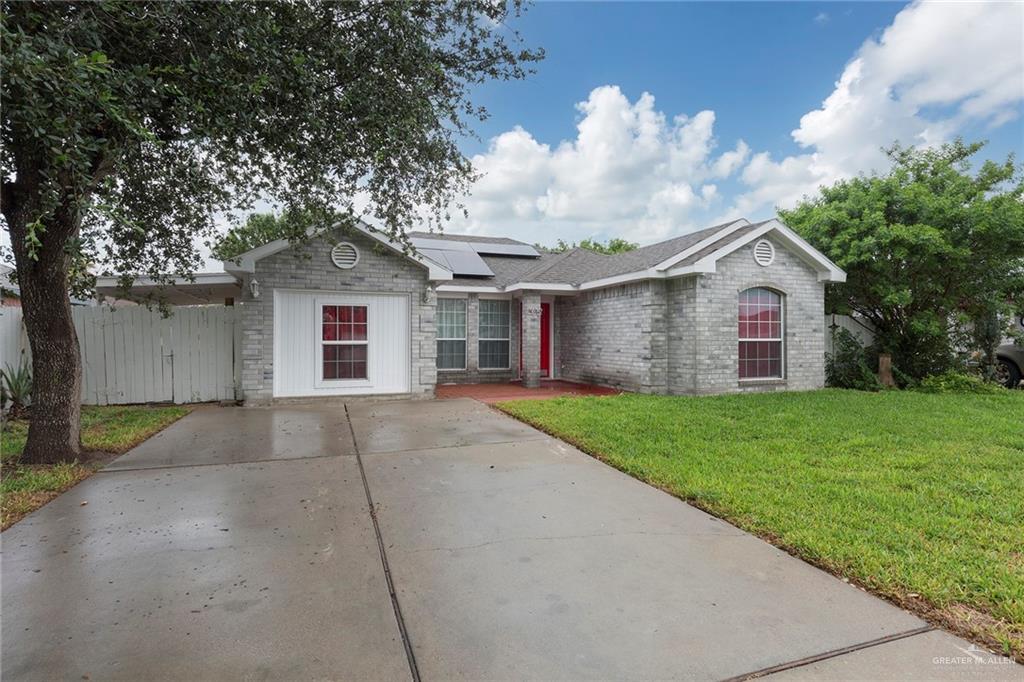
0;304;239;405
824;314;876;356
0;304;29;371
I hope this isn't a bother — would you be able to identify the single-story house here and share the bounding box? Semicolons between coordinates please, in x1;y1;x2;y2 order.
96;217;845;403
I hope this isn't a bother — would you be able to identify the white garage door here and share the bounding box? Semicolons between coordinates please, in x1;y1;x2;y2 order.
273;289;411;397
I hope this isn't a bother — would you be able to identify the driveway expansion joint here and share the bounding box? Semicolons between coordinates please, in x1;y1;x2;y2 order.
346;404;421;682
722;624;936;681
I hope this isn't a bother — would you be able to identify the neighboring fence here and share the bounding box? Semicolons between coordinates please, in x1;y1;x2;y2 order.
824;314;876;357
0;304;29;371
0;304;239;405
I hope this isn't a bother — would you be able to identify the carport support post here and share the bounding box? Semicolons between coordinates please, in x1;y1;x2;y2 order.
522;292;542;388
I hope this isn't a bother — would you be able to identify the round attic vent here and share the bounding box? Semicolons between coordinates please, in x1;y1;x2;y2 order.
330;242;359;269
753;239;775;267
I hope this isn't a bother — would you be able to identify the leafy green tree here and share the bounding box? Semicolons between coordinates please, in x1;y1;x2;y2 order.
780;140;1024;382
540;237;639;255
211;213;294;262
1;1;541;463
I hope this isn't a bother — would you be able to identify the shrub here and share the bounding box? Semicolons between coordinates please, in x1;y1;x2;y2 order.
0;360;32;418
915;371;1006;395
826;328;882;391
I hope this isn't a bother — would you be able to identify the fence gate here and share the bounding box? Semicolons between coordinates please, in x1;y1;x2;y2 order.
74;305;239;405
1;304;239;405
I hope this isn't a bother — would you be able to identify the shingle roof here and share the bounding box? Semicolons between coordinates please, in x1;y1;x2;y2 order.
518;219;747;286
577;220;743;281
438;218;762;288
446;252;566;288
672;221;769;267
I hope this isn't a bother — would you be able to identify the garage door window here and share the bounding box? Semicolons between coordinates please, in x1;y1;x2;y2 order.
437;298;467;370
322;305;368;379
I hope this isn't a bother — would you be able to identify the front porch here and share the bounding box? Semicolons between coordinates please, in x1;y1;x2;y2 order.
436;290;563;389
436;379;620;404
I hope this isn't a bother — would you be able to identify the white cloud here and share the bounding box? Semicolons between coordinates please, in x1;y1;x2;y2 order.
814;12;830;26
450;85;743;245
724;0;1024;220
453;1;1022;246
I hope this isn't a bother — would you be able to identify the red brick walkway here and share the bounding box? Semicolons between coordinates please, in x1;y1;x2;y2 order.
436;380;620;404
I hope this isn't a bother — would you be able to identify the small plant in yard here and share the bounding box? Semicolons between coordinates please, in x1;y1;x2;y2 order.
825;328;882;391
0;360;32;418
915;371;1007;394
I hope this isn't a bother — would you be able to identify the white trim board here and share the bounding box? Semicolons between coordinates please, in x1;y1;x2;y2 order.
652;219;751;271
95;272;239;289
681;220;846;283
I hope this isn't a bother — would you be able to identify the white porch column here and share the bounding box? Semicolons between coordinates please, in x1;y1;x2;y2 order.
521;292;542;388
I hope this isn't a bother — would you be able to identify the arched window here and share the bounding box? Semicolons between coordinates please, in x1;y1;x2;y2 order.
738;288;783;379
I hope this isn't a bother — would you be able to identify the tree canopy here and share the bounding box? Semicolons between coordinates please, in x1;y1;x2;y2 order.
540;237;639;255
780;140;1024;381
211;212;298;262
0;0;541;463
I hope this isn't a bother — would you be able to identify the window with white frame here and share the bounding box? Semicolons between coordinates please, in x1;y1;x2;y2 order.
478;299;511;369
321;304;368;380
738;287;783;380
436;298;467;370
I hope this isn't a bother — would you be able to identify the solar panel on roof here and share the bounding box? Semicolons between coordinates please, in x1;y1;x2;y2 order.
417;248;452;269
441;250;494;277
410;237;474;252
470;242;539;257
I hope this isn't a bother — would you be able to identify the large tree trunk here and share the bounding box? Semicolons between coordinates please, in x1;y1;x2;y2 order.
3;186;83;464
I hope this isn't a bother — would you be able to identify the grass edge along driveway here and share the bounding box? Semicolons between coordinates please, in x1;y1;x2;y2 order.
497;389;1024;661
1;405;190;530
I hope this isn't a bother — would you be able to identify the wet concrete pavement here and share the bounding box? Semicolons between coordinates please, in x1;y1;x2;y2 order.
104;404;357;470
1;454;407;681
2;399;1020;680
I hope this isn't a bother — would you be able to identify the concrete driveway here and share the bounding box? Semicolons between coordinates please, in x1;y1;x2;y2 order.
2;400;1020;681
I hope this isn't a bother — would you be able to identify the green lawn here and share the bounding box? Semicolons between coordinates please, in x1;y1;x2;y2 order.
497;389;1024;658
1;405;190;529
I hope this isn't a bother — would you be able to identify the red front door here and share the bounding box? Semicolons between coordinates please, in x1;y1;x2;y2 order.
540;302;551;377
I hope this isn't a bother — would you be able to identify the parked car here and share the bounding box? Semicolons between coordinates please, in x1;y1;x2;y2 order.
996;342;1023;389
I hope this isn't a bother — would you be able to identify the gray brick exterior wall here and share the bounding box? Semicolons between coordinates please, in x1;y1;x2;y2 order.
555;283;652;391
555;237;825;395
435;294;521;384
237;229;436;403
666;277;698;393
682;236;825;394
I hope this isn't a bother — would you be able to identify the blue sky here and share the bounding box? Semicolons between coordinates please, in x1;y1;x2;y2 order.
446;1;1024;247
471;2;907;157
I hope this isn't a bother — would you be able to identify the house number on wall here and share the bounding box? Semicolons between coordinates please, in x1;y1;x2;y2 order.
525;306;542;318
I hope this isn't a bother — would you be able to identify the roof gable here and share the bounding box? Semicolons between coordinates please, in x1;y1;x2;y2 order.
665;219;845;282
223;221;453;281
